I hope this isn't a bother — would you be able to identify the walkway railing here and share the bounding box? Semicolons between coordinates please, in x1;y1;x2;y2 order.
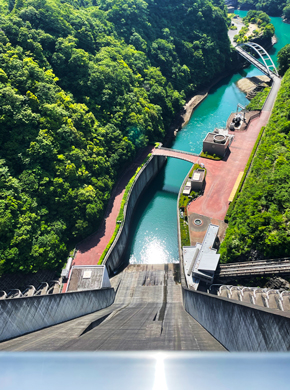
236;43;279;79
156;147;200;157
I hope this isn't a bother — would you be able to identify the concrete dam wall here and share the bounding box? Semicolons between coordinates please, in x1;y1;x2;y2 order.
0;288;115;342
104;155;167;274
183;287;290;351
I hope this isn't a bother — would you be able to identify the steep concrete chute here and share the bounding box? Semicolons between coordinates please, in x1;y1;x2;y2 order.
0;265;226;351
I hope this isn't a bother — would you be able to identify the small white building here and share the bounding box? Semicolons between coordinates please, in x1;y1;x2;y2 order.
183;181;192;195
191;168;205;191
183;224;220;290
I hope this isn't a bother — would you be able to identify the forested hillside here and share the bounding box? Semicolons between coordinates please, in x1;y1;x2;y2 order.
238;0;287;17
220;68;290;263
0;0;232;274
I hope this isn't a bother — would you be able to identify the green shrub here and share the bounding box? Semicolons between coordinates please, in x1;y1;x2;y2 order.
200;152;221;160
180;220;190;247
246;88;270;111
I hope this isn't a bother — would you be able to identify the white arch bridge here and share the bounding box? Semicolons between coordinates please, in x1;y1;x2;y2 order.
236;42;279;79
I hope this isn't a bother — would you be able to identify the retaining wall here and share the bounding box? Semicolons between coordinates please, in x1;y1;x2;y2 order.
104;155;166;274
183;287;290;351
0;288;115;342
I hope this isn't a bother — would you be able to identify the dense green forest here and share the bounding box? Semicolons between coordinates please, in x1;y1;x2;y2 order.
238;0;287;16
0;0;232;275
220;67;290;263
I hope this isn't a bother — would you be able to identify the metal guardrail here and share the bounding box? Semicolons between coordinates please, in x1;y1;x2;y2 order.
1;280;62;300
236;45;278;79
245;111;261;129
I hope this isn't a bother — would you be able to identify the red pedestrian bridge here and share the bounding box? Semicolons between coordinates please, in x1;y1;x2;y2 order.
152;147;199;164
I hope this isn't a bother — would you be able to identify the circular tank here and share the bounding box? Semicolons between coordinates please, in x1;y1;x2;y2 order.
213;134;226;144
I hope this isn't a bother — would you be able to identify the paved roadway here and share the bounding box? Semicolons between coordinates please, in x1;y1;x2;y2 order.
228;16;244;45
0;265;226;351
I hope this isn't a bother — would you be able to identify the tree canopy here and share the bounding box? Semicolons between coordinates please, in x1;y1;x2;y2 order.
238;0;286;16
278;43;290;75
0;0;232;275
234;10;275;44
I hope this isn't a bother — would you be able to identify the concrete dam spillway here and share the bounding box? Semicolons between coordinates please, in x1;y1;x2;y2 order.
0;265;225;351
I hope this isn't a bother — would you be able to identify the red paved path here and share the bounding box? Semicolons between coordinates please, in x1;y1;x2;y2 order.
153;111;270;221
62;145;154;292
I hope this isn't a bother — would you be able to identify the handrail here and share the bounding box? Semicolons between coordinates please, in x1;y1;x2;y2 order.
158;147;200;157
34;282;49;296
236;42;278;78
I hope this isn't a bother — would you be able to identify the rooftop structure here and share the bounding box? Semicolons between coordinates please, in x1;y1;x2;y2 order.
183;224;220;290
203;132;231;158
183;181;192;196
67;265;111;292
191;168;205;191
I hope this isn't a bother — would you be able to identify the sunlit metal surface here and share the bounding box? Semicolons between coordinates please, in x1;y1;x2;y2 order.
1;352;290;390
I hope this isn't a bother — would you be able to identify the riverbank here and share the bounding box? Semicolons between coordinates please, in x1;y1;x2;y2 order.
236;75;271;94
163;67;247;147
181;67;249;126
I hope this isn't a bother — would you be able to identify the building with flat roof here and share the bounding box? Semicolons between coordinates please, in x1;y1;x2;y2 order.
183;181;192;195
67;265;111;292
183;224;220;290
203;132;231;158
191;168;205;191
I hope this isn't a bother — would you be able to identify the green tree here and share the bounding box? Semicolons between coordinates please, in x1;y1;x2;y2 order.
278;44;290;75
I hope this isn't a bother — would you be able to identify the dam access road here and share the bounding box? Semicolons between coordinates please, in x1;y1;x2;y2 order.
0;265;225;351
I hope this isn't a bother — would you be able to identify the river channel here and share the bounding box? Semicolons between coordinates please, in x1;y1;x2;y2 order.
126;13;290;265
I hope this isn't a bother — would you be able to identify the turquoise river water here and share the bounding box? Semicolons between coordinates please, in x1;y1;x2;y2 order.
126;13;290;265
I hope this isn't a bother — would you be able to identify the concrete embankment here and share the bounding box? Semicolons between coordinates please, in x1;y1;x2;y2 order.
0;288;115;342
183;287;290;351
104;154;167;274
